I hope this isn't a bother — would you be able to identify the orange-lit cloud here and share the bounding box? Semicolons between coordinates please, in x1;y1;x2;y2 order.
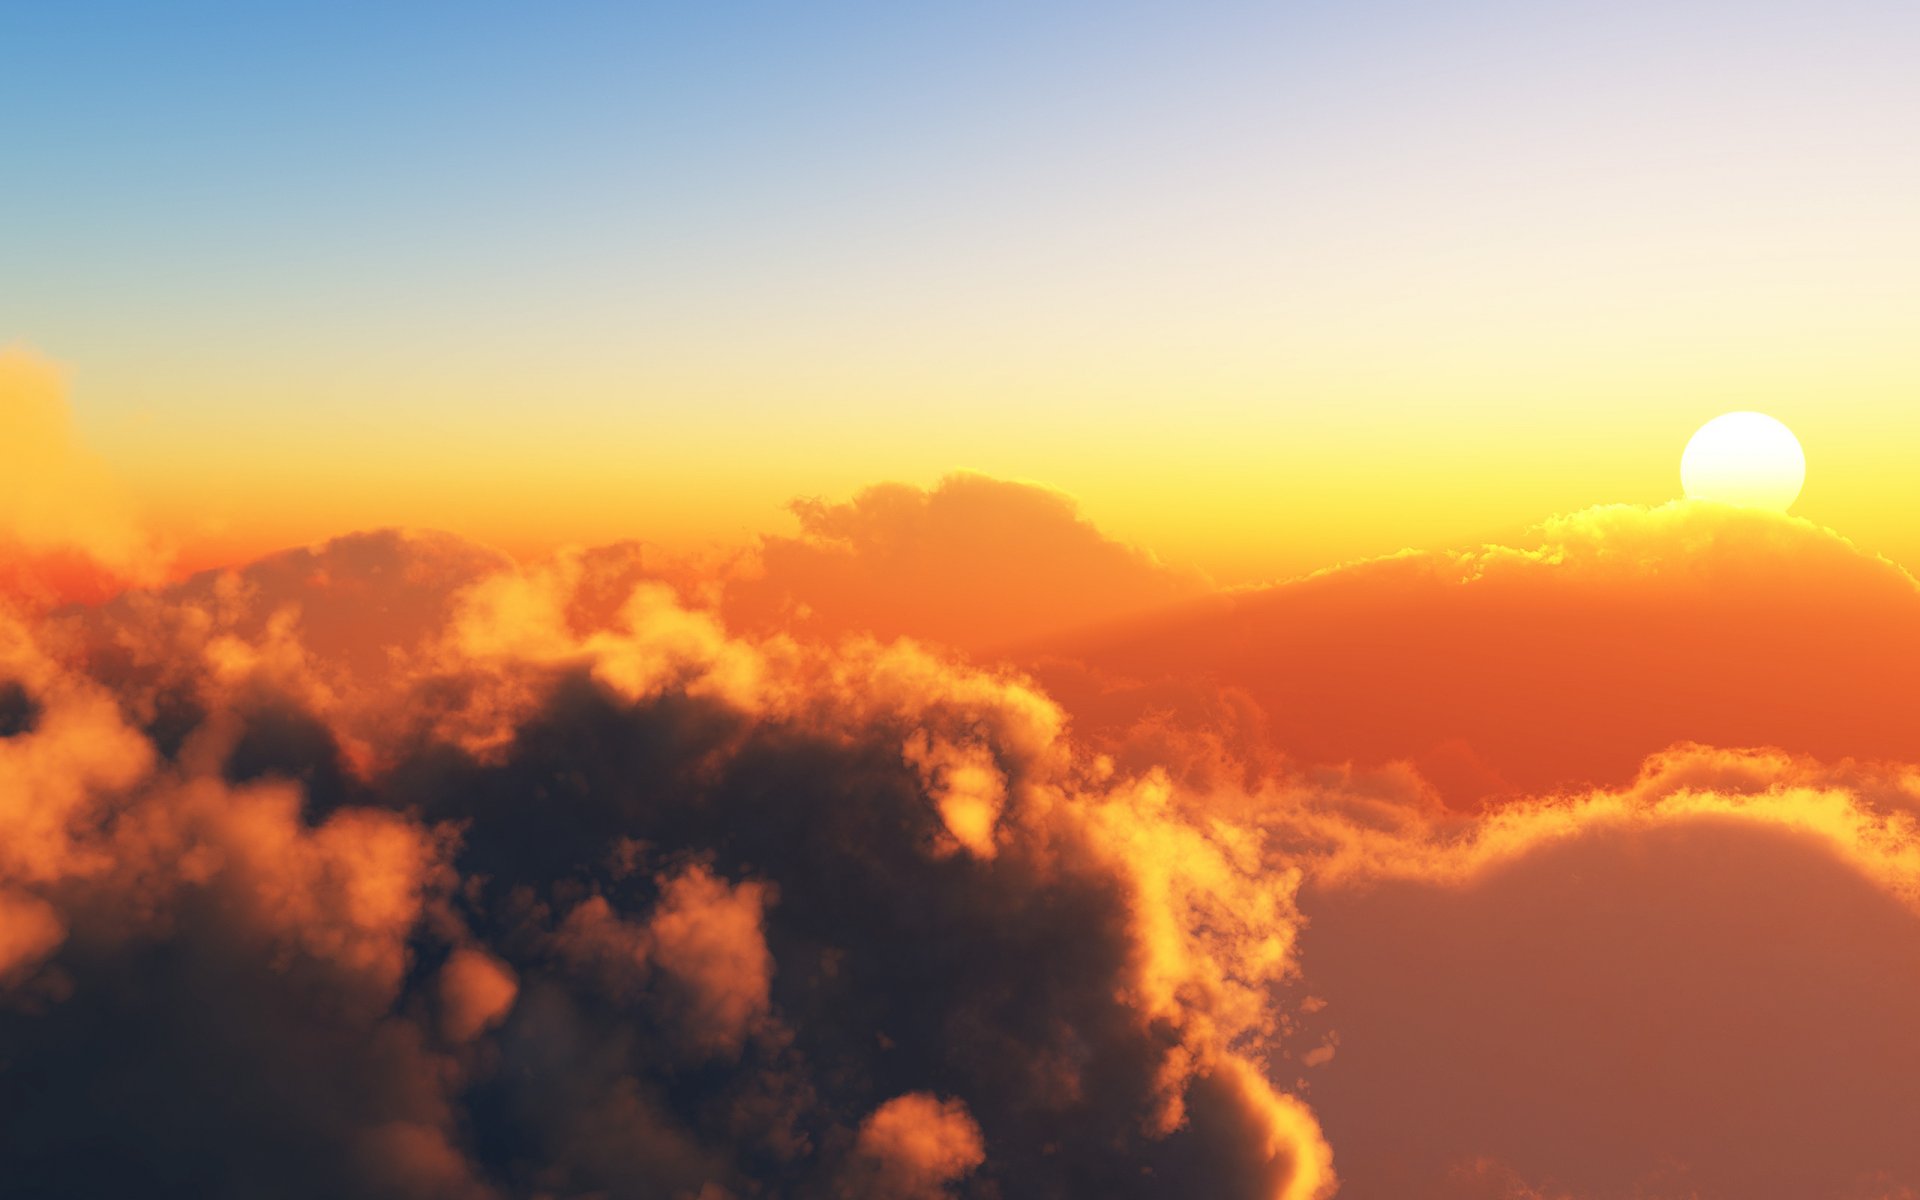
1032;502;1920;805
0;518;1330;1198
438;947;519;1044
724;472;1209;653
642;864;777;1058
13;467;1920;1198
0;349;164;605
846;1093;988;1200
1282;746;1920;1198
0;614;481;1197
0;887;63;982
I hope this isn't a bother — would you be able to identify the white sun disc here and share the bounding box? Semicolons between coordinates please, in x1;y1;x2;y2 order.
1680;412;1805;512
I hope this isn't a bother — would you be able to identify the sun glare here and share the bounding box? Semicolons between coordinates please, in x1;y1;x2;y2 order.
1681;412;1806;512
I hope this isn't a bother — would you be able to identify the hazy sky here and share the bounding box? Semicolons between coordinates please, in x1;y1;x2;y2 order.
13;13;1920;1192
5;0;1917;577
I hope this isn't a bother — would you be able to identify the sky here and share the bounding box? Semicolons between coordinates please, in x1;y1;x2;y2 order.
6;0;1919;579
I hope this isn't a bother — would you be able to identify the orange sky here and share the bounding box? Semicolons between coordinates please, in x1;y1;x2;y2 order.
16;0;1920;586
0;339;1908;594
10;4;1920;1194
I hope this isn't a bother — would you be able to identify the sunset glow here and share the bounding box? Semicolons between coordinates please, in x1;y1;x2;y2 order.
6;4;1920;1199
1681;412;1807;511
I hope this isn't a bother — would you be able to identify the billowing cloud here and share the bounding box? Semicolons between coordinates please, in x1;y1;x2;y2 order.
439;947;520;1044
0;524;1330;1199
845;1093;987;1199
640;863;776;1057
0;887;64;981
0;606;484;1198
11;482;1920;1198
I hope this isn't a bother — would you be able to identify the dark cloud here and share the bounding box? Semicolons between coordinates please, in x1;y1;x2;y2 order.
0;535;1327;1200
0;678;39;737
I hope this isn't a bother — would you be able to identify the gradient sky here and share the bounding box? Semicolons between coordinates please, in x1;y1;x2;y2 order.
13;11;1920;1192
5;0;1918;579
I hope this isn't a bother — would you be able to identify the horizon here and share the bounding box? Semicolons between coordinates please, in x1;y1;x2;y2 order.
7;5;1920;1199
8;2;1920;580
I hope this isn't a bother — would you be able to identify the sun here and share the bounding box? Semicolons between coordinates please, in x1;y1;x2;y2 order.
1681;412;1806;512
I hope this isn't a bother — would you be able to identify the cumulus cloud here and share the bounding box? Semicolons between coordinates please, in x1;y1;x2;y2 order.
0;613;483;1198
642;863;776;1057
13;482;1920;1199
439;947;520;1044
902;731;1009;859
0;887;64;981
844;1093;987;1199
0;523;1330;1199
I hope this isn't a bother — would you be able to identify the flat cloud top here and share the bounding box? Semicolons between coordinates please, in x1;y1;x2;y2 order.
1031;502;1920;804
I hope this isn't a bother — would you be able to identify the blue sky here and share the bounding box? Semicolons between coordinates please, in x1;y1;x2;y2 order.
5;1;1917;575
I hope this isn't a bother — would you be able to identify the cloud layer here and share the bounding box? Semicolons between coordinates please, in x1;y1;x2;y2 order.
1284;747;1920;1198
7;458;1920;1198
1032;503;1920;804
1;525;1328;1199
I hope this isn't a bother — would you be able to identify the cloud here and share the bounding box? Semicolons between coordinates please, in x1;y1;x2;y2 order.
641;863;776;1058
1033;502;1920;804
1;529;1331;1199
1282;747;1920;1199
0;348;163;604
902;731;1009;859
18;482;1920;1198
0;888;64;981
724;472;1208;653
0;625;485;1197
439;947;520;1044
844;1093;987;1199
422;617;1330;1197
